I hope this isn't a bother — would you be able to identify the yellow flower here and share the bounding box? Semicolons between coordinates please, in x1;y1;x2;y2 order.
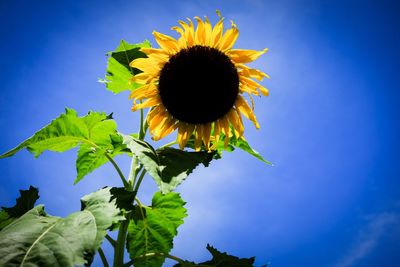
129;14;269;151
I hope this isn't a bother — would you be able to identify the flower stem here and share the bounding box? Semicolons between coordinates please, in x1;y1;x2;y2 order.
105;153;129;188
105;234;116;247
128;156;138;190
113;105;148;266
98;247;110;267
138;102;146;140
134;169;146;193
113;213;131;267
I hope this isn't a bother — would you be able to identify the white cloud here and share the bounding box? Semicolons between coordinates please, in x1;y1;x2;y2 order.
333;212;400;267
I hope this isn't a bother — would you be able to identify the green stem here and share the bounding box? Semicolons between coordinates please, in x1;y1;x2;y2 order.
114;100;148;266
113;164;146;266
98;247;110;267
138;102;146;140
113;213;131;267
105;153;129;188
134;169;146;193
105;234;116;247
123;252;187;267
128;157;138;190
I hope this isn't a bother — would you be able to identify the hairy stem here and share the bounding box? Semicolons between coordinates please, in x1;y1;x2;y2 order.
105;153;129;188
134;169;146;193
98;247;110;267
139;102;146;140
105;234;116;248
113;213;131;267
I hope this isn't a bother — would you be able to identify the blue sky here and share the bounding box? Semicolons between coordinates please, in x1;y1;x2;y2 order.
1;0;399;266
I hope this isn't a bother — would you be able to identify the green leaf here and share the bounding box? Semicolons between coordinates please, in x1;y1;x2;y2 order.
112;40;151;70
174;244;260;267
100;40;151;94
122;134;162;183
0;212;12;231
156;147;216;193
0;185;39;230
127;192;187;267
110;187;136;212
0;108;88;158
80;187;125;262
122;135;214;193
187;134;272;165
231;137;272;166
0;108;125;183
76;144;110;183
1;185;39;218
0;187;123;267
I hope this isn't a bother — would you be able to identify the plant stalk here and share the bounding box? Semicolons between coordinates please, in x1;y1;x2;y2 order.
98;247;110;267
113;213;131;267
113;106;147;266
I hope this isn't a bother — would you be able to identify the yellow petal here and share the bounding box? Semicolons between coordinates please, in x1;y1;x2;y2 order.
240;76;269;96
194;126;203;151
210;121;221;150
146;106;163;125
179;19;195;46
204;16;213;45
150;112;169;133
130;73;155;85
239;83;259;95
219;117;231;148
218;24;239;51
228;109;244;137
152;31;180;54
140;47;169;57
194;16;206;45
177;122;195;149
237;64;270;81
202;123;212;150
129;58;161;74
227;48;268;64
129;84;158;100
171;25;184;36
131;97;161;112
148;107;166;130
235;96;260;129
153;116;177;141
171;25;188;49
211;18;224;47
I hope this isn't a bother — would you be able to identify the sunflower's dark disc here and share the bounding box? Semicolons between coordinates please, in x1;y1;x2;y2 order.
158;45;239;124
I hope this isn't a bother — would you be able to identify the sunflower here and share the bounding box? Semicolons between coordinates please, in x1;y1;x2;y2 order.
129;14;269;151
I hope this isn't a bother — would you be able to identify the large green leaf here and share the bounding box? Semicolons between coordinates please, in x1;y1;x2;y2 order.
174;244;262;267
0;109;125;183
110;187;136;212
122;134;161;183
0;187;123;267
122;135;214;193
0;108;88;158
0;186;39;230
127;192;187;267
156;147;215;193
100;40;151;94
80;187;125;253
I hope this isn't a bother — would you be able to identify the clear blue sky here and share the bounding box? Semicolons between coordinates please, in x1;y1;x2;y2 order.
1;0;399;266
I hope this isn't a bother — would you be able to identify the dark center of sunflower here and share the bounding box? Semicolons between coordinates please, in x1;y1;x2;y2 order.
158;45;239;124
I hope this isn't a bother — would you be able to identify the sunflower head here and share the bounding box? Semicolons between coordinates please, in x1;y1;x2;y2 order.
129;13;269;151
